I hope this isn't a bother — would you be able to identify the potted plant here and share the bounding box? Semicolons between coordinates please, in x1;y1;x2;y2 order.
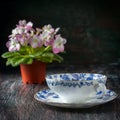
1;20;67;84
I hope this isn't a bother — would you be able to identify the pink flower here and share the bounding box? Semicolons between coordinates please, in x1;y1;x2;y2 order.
29;35;42;48
9;20;34;46
6;39;20;52
17;20;33;31
42;24;54;33
25;22;33;31
52;35;66;54
15;33;31;45
41;24;60;46
6;20;67;54
18;20;26;26
40;30;52;46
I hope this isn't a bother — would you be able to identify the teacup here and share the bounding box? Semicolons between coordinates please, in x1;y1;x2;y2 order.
46;73;107;103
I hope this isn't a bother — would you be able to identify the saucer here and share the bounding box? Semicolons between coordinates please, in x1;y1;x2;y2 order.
34;89;117;108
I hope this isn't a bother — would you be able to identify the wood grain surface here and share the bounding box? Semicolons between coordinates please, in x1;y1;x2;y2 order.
0;64;120;120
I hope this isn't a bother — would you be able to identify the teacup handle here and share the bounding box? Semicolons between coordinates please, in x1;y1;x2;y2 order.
94;82;107;98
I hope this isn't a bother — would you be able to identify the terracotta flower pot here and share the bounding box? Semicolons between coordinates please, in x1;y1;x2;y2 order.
20;61;46;84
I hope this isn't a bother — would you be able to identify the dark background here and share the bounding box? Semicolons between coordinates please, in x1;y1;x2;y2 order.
0;0;120;72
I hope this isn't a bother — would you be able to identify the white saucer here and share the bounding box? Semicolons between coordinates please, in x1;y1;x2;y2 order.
34;89;117;108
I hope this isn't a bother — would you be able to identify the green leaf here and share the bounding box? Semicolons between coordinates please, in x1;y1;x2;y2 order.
1;52;20;58
31;51;43;57
53;54;63;62
42;52;54;58
39;58;52;63
10;57;25;67
41;52;54;63
1;45;65;66
11;57;34;67
24;58;33;64
43;46;52;52
6;58;12;66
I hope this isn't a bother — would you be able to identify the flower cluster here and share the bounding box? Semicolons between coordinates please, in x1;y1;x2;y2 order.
7;20;66;54
2;20;67;67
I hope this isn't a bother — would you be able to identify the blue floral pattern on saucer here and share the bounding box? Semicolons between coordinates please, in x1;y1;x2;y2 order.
34;89;117;108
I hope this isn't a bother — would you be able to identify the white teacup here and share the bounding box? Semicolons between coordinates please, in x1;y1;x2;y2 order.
46;73;107;103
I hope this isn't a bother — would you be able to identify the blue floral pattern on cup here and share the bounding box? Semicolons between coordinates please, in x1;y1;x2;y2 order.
47;81;94;88
47;73;106;81
46;73;107;88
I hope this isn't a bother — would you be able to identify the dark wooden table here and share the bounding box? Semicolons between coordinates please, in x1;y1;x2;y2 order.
0;64;120;120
